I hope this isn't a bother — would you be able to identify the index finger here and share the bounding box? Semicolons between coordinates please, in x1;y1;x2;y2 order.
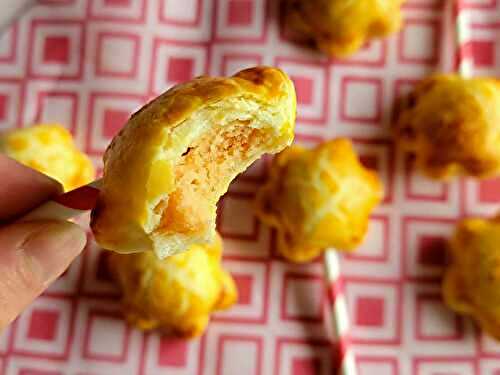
0;154;62;222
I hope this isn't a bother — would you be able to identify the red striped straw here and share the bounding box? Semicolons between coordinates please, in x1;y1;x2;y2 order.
20;179;102;222
324;249;356;375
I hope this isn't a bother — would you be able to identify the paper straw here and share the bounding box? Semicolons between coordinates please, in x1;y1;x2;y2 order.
20;179;102;222
454;0;472;78
324;249;357;375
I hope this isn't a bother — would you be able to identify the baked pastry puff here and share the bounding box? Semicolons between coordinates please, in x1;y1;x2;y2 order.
255;138;383;263
394;74;500;180
0;124;95;191
108;233;237;337
91;67;296;258
283;0;405;57
443;215;500;340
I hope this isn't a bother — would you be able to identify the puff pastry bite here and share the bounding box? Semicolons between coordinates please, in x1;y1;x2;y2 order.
91;67;295;258
108;233;237;337
283;0;405;57
394;74;500;180
443;215;500;340
0;124;95;191
255;138;383;263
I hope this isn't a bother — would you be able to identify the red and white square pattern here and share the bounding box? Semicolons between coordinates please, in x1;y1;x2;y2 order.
415;294;464;341
4;358;66;375
479;332;500;357
216;335;262;375
28;20;84;79
404;0;442;10
82;311;130;362
354;141;394;203
275;338;334;375
142;334;201;375
29;89;79;134
0;81;21;130
150;39;207;94
72;299;142;372
461;0;497;8
398;18;441;66
345;278;401;344
344;216;390;263
481;360;500;375
95;31;140;78
340;76;383;125
215;0;267;42
402;217;454;281
220;52;263;76
405;156;450;202
87;92;144;154
413;358;476;375
333;40;387;67
0;325;11;354
160;0;202;27
356;356;399;375
465;177;500;216
281;273;324;323
214;260;268;323
403;283;476;355
219;193;259;241
0;23;17;64
80;239;119;297
276;58;328;125
13;296;73;359
89;0;147;23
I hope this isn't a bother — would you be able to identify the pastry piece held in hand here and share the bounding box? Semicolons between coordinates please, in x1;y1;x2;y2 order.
283;0;405;57
255;138;383;263
394;74;500;180
108;233;237;337
443;215;500;340
91;67;296;258
0;123;95;191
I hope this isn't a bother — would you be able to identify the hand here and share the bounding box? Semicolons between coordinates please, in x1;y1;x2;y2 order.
0;154;87;329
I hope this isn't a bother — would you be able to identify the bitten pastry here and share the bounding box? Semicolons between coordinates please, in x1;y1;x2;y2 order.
394;74;500;180
91;66;296;258
0;124;95;191
282;0;405;57
108;233;237;337
255;138;383;263
443;215;500;340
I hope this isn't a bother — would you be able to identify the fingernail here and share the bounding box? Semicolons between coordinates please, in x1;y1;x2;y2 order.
22;221;87;285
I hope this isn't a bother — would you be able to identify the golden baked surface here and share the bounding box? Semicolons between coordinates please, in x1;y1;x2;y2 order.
443;216;500;340
394;74;500;180
283;0;404;57
0;123;95;191
91;66;296;258
255;138;383;263
108;233;237;337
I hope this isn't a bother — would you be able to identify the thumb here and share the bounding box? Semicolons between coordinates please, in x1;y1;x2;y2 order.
0;220;86;328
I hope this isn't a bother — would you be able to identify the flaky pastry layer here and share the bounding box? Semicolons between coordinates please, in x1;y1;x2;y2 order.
91;67;296;258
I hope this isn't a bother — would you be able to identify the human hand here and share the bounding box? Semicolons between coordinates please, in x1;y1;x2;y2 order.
0;154;87;329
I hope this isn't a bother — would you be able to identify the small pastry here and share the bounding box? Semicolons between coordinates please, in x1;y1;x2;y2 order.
255;138;383;263
443;215;500;340
0;123;95;191
394;74;500;180
91;67;296;258
108;233;237;337
283;0;405;57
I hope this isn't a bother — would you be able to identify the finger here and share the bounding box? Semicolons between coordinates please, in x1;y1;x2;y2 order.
0;220;86;329
0;154;62;222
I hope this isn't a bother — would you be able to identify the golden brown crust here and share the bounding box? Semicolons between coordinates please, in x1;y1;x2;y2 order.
255;138;383;263
0;124;95;191
283;0;405;57
91;66;296;258
108;233;237;337
393;74;500;180
443;215;500;340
